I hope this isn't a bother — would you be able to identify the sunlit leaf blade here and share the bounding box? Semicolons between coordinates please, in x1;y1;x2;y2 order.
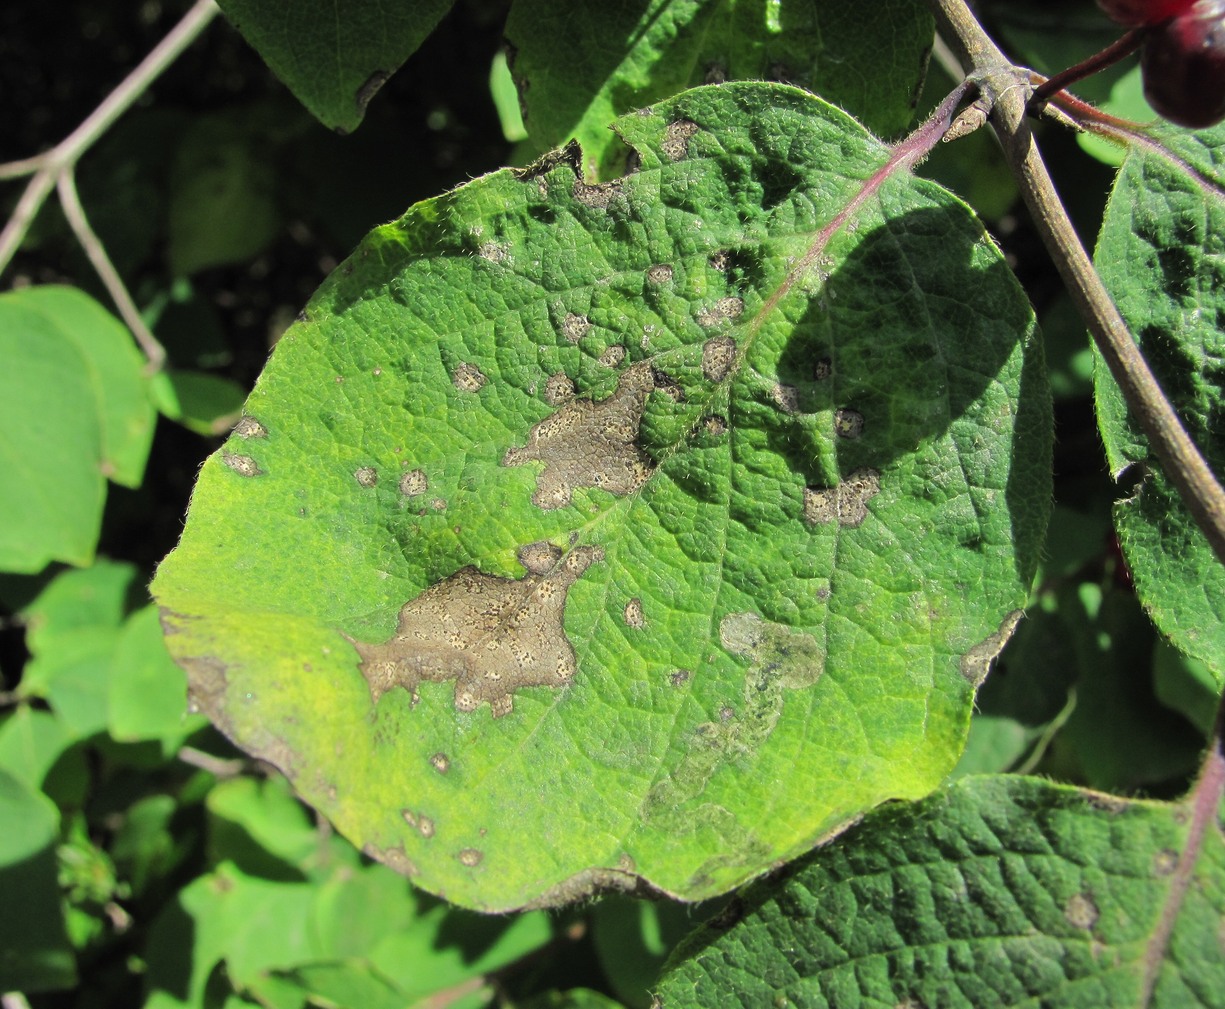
0;287;154;572
153;83;1050;910
654;775;1225;1009
1093;124;1225;688
216;0;456;133
507;0;933;179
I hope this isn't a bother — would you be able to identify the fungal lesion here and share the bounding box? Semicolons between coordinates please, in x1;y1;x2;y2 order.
352;544;604;718
503;362;655;510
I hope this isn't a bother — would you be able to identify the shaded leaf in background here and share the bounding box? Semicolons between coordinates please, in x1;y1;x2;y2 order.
1093;123;1225;689
506;0;933;179
592;896;702;1009
0;769;77;992
0;287;155;573
215;0;457;134
654;775;1225;1009
153;82;1050;910
151;369;248;436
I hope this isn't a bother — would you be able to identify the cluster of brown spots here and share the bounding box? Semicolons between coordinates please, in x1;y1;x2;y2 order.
598;345;627;368
834;408;864;439
662;119;700;160
696;297;744;327
453;362;487;393
562;312;591;344
232;416;267;439
400;809;436;839
702;336;738;383
478;241;509;263
771;384;800;414
458;848;484;867
353;545;605;718
703;414;728;436
545;372;576;405
503;362;655;510
813;357;832;381
400;469;428;497
430;752;450;774
573;178;621;208
623;598;645;629
709;250;731;271
518;539;562;574
670;669;691;687
647;263;674;284
221;451;262;477
354;466;378;488
803;468;880;528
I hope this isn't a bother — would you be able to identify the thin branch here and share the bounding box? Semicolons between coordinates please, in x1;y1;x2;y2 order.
1028;28;1145;112
927;0;1225;566
57;169;166;372
0;0;220;367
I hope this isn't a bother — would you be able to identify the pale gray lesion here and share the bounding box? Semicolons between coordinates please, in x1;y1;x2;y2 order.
803;467;881;528
353;545;604;718
502;362;655;510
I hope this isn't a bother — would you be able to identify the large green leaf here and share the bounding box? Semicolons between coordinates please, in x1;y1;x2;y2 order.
216;0;456;133
507;0;933;179
653;775;1225;1009
1093;124;1225;688
153;83;1050;911
0;287;155;573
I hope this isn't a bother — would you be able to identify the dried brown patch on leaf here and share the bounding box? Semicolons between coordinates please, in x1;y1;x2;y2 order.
702;336;738;383
221;452;263;477
696;297;744;327
573;178;621;209
561;312;591;344
834;407;864;439
703;414;728;436
503;362;655;510
598;345;626;369
458;848;484;866
399;469;428;497
1064;892;1099;930
623;598;645;629
478;241;509;263
813;357;832;381
662;119;700;161
959;609;1023;686
646;263;674;284
453;362;487;393
545;372;576;405
803;467;881;528
430;752;450;774
353;545;604;718
354;466;378;488
232;416;267;439
771;384;799;414
518;539;562;575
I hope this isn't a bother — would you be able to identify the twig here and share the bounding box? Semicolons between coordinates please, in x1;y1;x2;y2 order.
0;0;220;368
177;745;247;778
926;0;1225;566
1028;28;1145;113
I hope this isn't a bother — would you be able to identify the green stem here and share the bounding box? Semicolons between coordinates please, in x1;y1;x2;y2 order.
926;0;1225;567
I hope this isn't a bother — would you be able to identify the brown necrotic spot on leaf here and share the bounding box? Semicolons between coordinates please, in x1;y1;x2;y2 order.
562;312;591;344
704;414;728;436
709;250;731;271
959;609;1023;686
221;452;263;477
647;263;674;284
518;539;562;575
670;669;691;687
1064;892;1099;930
478;241;509;263
453;362;487;393
623;598;645;629
662;119;700;160
599;345;626;368
545;372;575;405
697;297;745;327
401;808;434;837
458;848;484;866
834;408;864;439
813;357;832;381
803;467;881;528
364;843;417;876
502;362;655;510
430;752;450;774
400;469;428;497
352;544;604;718
1154;848;1178;875
354;466;378;488
702;336;738;383
573;178;621;209
771;384;799;414
232;416;267;439
355;70;391;118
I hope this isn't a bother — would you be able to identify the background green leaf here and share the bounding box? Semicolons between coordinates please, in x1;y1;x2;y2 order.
153;82;1050;910
215;0;457;133
0;287;155;573
1093;124;1225;689
506;0;933;179
654;775;1225;1009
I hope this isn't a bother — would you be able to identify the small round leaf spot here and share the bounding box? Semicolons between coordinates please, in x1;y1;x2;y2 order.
233;416;267;439
458;848;484;867
647;263;674;284
662;119;700;160
623;598;645;629
478;241;509;263
702;336;737;383
709;250;731;271
562;312;591;343
1154;848;1178;876
417;815;436;839
430;752;450;774
703;414;728;436
599;345;627;368
670;669;691;687
354;466;378;488
813;357;832;381
1064;892;1099;930
834;408;864;439
400;469;428;497
771;384;799;414
221;452;263;477
453;362;487;393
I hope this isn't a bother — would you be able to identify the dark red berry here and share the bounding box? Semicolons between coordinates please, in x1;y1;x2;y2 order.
1142;2;1225;127
1098;0;1195;26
